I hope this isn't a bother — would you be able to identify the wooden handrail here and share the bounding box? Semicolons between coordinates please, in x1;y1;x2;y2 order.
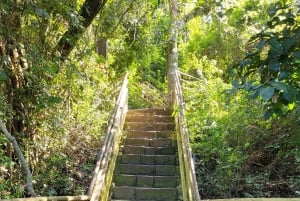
171;70;201;201
88;72;129;201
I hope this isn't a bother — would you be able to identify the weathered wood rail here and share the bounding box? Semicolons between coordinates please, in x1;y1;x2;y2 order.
171;69;201;201
88;72;129;201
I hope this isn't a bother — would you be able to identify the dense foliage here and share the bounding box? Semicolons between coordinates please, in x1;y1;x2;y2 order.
0;0;112;197
0;0;299;199
180;0;299;198
230;2;300;119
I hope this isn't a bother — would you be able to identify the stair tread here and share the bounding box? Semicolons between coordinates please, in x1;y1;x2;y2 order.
117;154;177;165
114;174;178;177
122;145;176;148
123;145;176;155
126;115;173;122
111;186;178;201
125;130;175;139
112;186;177;189
115;164;177;176
111;199;178;201
127;108;171;115
125;137;174;140
125;121;175;124
125;138;175;147
124;122;175;131
113;174;178;187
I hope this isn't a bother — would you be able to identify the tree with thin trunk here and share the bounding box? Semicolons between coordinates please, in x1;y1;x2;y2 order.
167;0;204;103
167;0;180;103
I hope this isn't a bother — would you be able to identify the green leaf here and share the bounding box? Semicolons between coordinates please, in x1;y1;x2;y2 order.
292;51;300;60
263;108;273;120
268;5;277;18
255;40;266;51
48;96;62;104
268;62;280;72
282;87;297;102
273;107;283;116
0;70;7;81
270;81;288;92
250;89;259;99
259;86;275;101
287;102;295;110
231;79;240;88
282;36;297;51
269;39;283;56
45;64;59;76
278;71;290;80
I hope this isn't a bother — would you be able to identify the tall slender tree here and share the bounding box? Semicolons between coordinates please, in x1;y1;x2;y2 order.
167;0;180;103
167;0;204;102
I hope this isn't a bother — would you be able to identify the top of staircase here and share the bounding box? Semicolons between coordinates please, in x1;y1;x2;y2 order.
127;108;172;115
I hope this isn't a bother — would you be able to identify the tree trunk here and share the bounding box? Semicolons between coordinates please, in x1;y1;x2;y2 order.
56;0;107;58
0;1;35;196
166;1;205;104
0;120;36;196
167;0;180;104
0;0;29;139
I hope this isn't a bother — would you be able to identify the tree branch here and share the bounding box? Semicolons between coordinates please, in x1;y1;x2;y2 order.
182;7;204;23
0;119;36;197
56;0;107;58
177;6;204;31
107;0;135;37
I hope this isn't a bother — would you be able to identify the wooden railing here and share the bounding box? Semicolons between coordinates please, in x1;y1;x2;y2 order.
88;72;129;201
171;69;201;201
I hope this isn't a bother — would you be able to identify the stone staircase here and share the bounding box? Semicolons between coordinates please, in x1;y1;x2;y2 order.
109;108;180;201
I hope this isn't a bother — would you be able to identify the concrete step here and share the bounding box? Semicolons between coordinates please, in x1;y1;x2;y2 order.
127;108;171;116
125;138;174;147
122;145;176;155
113;174;178;188
110;108;179;201
111;186;177;201
111;200;164;201
124;122;175;131
126;130;175;139
117;154;177;165
114;164;177;176
126;114;173;123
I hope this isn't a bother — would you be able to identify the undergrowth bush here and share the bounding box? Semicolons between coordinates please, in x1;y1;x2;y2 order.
0;53;113;198
182;64;300;198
